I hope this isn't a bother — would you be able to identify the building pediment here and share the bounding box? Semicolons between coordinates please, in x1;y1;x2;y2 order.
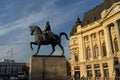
101;2;120;20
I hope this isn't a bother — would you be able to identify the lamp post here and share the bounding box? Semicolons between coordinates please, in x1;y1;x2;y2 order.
7;49;14;76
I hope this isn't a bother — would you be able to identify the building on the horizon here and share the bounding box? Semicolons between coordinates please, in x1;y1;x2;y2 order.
0;59;26;76
69;0;120;80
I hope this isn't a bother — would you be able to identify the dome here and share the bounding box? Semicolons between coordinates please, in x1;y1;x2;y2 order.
70;17;82;36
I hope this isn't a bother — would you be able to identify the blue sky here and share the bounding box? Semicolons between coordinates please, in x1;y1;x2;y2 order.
0;0;104;62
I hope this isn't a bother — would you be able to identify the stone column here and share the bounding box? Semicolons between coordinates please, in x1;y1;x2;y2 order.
104;26;113;57
71;52;75;68
78;35;86;62
113;21;120;51
89;35;94;60
100;63;104;79
108;59;115;79
97;32;102;59
91;64;95;79
82;36;86;62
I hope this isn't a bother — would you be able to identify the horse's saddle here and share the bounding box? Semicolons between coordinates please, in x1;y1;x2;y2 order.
42;31;56;41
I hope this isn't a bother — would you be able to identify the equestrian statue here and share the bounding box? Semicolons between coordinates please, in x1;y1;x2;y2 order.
29;21;69;56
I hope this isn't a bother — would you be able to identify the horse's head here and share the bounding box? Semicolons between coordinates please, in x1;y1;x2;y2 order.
29;25;35;35
29;25;42;35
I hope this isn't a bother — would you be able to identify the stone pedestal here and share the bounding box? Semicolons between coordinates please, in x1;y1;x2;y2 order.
29;55;67;80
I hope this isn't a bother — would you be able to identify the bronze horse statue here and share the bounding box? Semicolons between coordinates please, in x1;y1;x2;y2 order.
29;25;69;55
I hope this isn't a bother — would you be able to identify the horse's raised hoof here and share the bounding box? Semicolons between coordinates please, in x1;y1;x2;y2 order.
34;53;38;55
49;53;53;56
31;47;33;50
49;54;52;56
61;54;64;56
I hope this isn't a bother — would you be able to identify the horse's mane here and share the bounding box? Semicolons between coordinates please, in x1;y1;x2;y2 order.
34;25;42;32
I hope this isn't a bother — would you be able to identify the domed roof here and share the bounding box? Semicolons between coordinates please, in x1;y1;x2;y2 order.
70;17;82;36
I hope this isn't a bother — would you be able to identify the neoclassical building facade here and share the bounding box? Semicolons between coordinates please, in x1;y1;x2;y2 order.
0;59;26;76
69;0;120;80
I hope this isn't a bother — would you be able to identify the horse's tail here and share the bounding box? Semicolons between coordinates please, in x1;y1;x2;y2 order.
59;32;69;40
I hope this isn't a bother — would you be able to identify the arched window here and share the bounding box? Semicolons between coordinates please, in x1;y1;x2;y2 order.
102;43;107;57
86;47;91;59
94;45;99;58
114;38;119;52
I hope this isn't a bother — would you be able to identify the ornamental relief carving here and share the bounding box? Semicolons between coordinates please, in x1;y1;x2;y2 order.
101;4;120;19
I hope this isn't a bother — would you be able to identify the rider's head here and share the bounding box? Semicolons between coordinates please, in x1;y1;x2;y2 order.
46;21;49;24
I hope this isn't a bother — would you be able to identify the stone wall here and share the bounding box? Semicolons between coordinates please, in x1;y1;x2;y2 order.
29;55;67;80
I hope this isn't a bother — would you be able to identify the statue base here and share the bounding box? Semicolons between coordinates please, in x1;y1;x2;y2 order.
29;55;67;80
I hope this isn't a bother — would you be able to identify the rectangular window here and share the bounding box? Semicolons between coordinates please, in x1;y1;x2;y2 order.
94;64;101;77
95;70;101;77
100;30;104;36
115;68;120;76
86;47;91;60
86;65;92;77
104;69;109;77
75;55;79;62
103;63;109;77
84;36;89;41
87;70;92;77
92;33;96;39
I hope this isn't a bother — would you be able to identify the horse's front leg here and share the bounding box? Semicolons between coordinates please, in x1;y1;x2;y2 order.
58;43;64;56
35;43;41;55
49;45;55;56
30;42;37;50
30;42;33;50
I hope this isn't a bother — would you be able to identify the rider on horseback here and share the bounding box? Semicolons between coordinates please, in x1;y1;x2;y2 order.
43;21;56;40
30;23;69;55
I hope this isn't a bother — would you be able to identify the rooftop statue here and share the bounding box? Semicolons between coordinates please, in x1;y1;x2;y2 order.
29;21;69;56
